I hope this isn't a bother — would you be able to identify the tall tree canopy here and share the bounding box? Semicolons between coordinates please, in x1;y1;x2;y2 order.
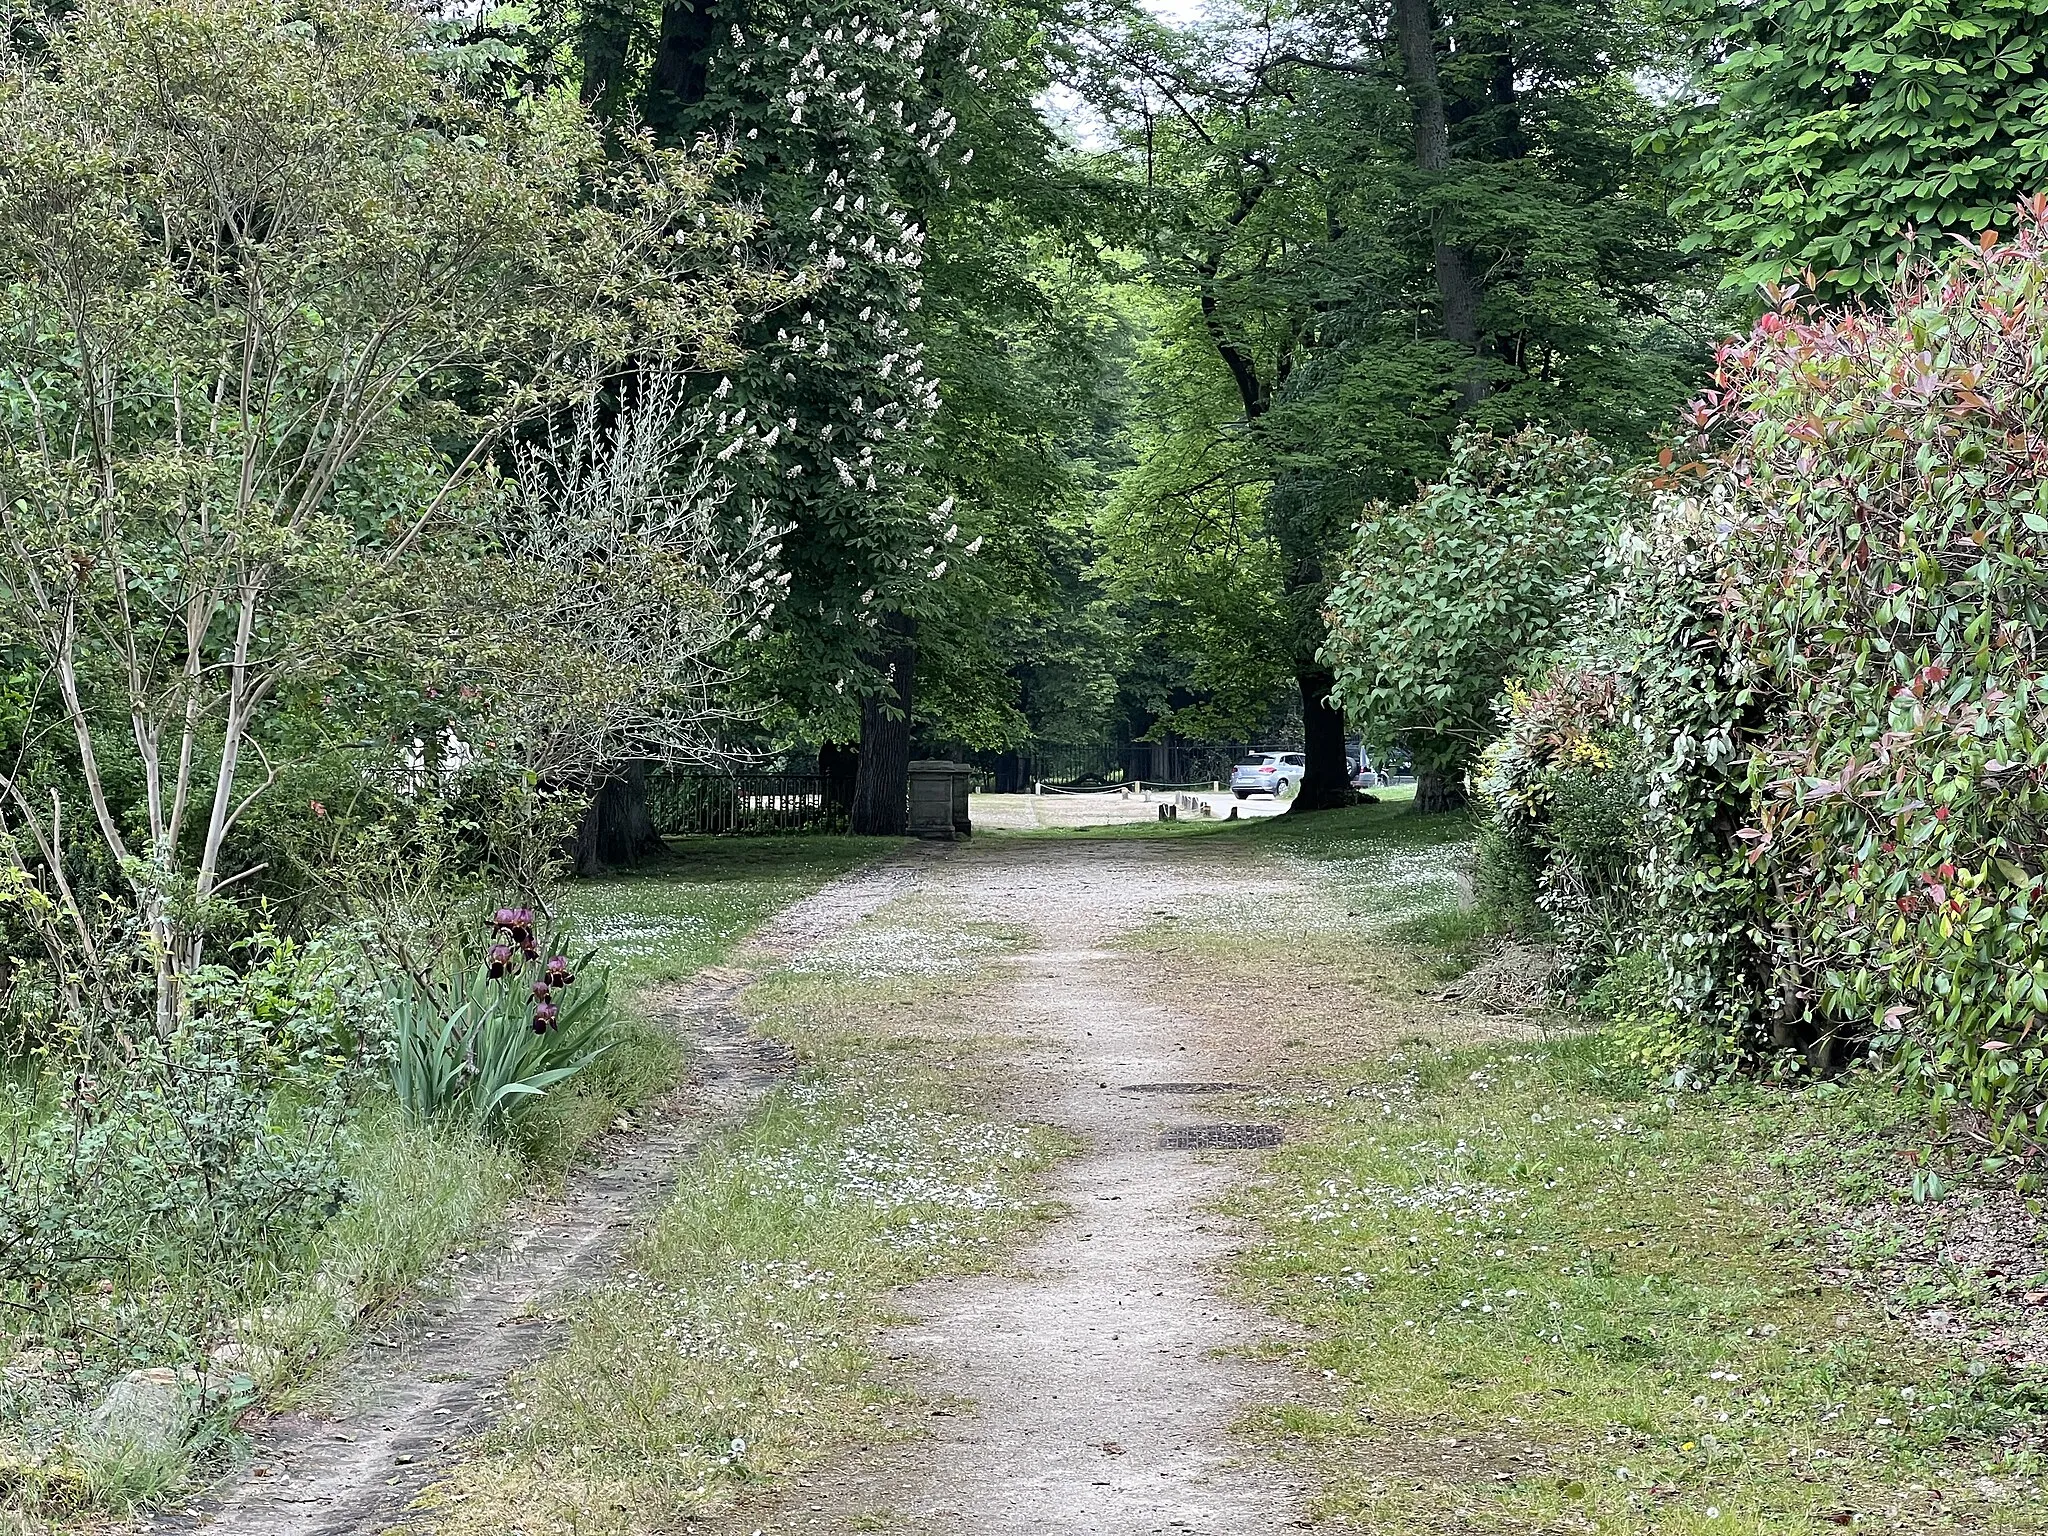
565;0;1119;837
1084;0;1706;806
1662;0;2048;298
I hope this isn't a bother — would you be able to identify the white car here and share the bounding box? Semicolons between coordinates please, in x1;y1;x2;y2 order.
1230;751;1305;799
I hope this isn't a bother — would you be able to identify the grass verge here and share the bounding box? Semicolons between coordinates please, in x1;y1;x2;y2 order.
1235;1039;2048;1533
4;835;883;1529
1148;801;2048;1534
513;836;880;1173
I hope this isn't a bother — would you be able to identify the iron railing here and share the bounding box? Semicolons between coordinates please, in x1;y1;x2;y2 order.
646;771;843;836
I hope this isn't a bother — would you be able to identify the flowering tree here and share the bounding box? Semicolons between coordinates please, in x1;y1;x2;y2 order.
0;0;754;1033
479;365;786;877
586;0;1000;831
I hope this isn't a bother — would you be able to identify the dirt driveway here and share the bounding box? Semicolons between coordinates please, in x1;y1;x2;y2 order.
176;825;1495;1536
703;835;1317;1534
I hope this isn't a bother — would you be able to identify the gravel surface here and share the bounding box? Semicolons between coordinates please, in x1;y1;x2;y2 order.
699;835;1321;1535
969;790;1291;831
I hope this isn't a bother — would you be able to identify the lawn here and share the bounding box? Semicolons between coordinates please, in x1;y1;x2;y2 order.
562;836;880;991
1233;1040;2047;1533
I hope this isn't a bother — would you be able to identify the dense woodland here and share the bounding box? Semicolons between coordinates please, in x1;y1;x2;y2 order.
6;0;2048;1513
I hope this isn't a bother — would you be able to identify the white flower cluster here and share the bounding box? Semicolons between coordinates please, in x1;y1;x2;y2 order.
705;0;992;638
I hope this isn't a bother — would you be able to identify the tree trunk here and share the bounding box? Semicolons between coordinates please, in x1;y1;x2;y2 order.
1394;0;1487;410
1290;668;1355;813
819;741;859;821
577;0;637;117
642;0;717;139
851;630;916;836
572;761;665;876
1415;766;1469;815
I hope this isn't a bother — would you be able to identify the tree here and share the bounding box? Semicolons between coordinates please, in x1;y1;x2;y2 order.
1662;0;2048;298
488;366;784;878
1085;0;1703;811
1322;429;1634;812
1094;282;1295;750
0;0;750;1032
606;0;971;836
912;137;1130;768
577;0;1114;835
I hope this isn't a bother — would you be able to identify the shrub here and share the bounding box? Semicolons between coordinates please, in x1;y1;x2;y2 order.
1323;428;1640;812
1629;201;2048;1143
1474;661;1647;977
0;976;353;1384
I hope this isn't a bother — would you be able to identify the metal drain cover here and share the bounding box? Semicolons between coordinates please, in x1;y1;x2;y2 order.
1123;1082;1257;1095
1159;1123;1284;1150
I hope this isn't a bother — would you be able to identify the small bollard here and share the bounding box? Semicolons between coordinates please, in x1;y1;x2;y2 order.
1227;805;1239;821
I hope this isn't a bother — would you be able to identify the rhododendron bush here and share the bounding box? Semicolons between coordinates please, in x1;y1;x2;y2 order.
1628;200;2048;1145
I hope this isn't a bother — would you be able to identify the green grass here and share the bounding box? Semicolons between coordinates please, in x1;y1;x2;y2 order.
1199;804;2048;1534
421;889;1068;1535
507;836;883;1172
563;836;881;989
1233;1040;2048;1532
3;1105;522;1521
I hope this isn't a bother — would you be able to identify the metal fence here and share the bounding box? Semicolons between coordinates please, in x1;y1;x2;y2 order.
646;771;843;836
1024;747;1129;788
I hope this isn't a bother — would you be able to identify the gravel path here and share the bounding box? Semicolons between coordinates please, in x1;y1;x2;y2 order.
712;835;1313;1534
165;835;1318;1536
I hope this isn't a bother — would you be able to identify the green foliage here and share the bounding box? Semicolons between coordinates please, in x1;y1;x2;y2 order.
1473;662;1646;971
1662;0;2048;297
1621;210;2048;1143
0;0;751;1027
382;918;612;1134
914;246;1130;753
1323;429;1641;791
1096;286;1294;740
1086;0;1707;745
1604;488;1775;1072
0;953;354;1372
1588;947;1689;1076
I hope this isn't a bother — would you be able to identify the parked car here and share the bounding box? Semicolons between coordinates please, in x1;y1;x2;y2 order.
1230;751;1305;799
1352;756;1380;790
